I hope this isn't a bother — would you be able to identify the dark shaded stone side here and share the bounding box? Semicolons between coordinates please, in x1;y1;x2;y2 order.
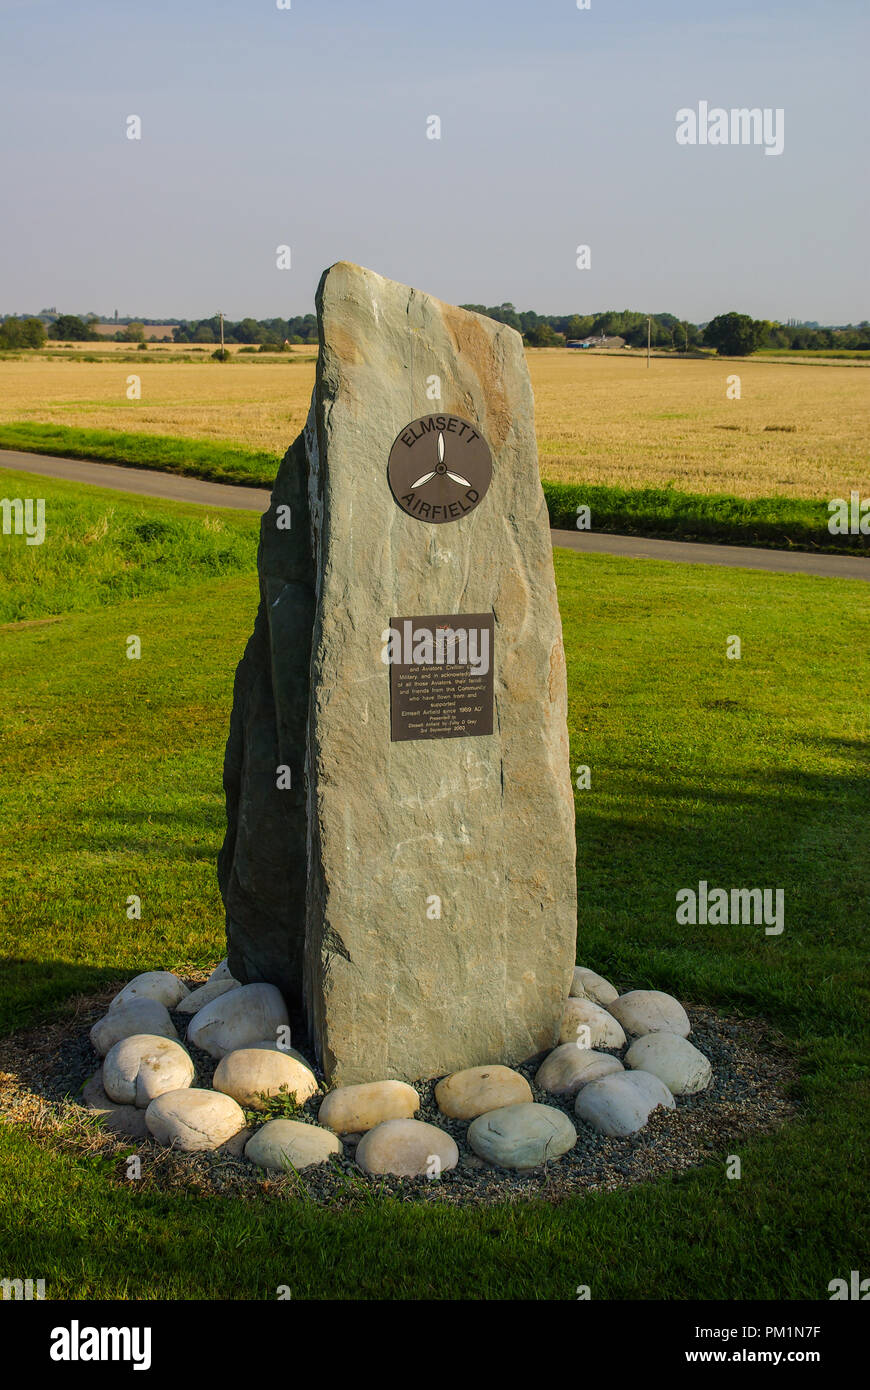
218;430;315;1012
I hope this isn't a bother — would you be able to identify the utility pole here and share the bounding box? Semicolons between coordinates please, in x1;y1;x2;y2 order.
647;316;651;368
219;312;225;353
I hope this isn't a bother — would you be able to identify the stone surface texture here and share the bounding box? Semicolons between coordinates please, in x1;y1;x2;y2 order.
466;1102;576;1171
212;1047;318;1110
570;966;618;1006
434;1064;532;1120
574;1070;676;1136
82;1071;150;1139
144;1088;247;1151
245;1119;341;1171
185;983;289;1060
559;997;626;1048
317;1080;420;1135
355;1118;459;1177
219;262;577;1085
109;971;190;1011
90;1000;177;1057
607;990;691;1039
176;976;240;1016
534;1044;624;1097
624;1033;712;1095
102;1034;194;1107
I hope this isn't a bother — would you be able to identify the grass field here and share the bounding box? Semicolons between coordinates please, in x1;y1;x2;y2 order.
0;468;260;624
0;471;867;1298
1;348;867;500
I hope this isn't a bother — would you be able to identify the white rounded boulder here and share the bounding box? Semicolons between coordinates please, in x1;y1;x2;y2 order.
90;999;177;1057
467;1103;576;1171
574;1070;675;1136
356;1119;459;1178
570;967;619;1006
535;1044;624;1097
559;997;626;1049
625;1033;711;1095
213;1048;318;1110
245;1119;341;1171
185;983;289;1059
434;1065;532;1120
607;990;690;1039
145;1088;246;1151
176;976;240;1016
318;1080;420;1135
109;971;190;1012
103;1034;194;1107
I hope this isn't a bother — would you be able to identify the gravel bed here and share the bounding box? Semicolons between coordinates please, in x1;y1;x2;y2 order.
0;979;799;1208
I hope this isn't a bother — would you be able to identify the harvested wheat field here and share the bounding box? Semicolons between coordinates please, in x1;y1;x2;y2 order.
0;349;867;499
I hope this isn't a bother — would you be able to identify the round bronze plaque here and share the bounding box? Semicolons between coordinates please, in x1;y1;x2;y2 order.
387;414;492;524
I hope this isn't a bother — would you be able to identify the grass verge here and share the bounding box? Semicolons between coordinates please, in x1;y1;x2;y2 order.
544;480;867;555
0;467;259;623
3;423;866;554
0;422;274;487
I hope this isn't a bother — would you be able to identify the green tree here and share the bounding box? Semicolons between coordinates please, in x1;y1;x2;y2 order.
703;312;766;356
48;314;96;341
566;314;594;340
20;317;46;348
0;317;46;349
524;322;564;347
236;317;264;344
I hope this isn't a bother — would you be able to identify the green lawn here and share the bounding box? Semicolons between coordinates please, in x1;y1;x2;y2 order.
0;467;260;624
0;480;867;1299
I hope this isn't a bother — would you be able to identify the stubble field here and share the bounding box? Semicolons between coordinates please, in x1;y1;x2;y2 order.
0;347;867;500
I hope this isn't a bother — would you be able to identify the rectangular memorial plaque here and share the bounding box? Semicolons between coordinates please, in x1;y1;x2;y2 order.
389;613;494;742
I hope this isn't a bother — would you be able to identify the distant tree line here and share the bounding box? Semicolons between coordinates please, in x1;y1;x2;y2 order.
172;315;318;346
460;304;701;350
460;304;870;355
3;308;868;357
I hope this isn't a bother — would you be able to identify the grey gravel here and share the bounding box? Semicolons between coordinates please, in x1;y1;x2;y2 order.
0;980;798;1209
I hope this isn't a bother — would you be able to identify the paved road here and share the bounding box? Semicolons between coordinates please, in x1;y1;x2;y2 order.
2;448;866;580
551;529;869;581
0;448;271;511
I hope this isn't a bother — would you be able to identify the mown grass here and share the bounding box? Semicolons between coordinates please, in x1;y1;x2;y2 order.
0;468;260;624
0;478;867;1299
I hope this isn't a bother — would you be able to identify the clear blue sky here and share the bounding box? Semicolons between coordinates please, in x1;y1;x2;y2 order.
0;0;866;323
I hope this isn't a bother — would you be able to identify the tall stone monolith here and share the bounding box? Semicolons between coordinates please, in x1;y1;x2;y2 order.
219;262;577;1085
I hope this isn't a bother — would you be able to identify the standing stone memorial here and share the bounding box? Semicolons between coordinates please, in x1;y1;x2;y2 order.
219;262;577;1086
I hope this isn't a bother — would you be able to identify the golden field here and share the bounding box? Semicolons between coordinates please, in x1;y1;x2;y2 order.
1;346;867;498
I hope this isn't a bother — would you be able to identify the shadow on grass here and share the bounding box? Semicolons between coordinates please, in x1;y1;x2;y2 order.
0;958;127;1036
570;746;869;1031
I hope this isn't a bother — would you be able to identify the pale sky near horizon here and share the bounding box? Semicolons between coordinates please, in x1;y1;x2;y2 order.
0;0;866;324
